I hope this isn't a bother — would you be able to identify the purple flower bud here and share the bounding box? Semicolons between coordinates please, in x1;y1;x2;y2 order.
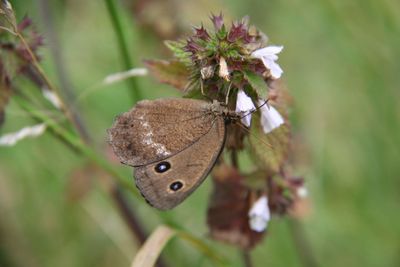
227;22;248;42
194;25;210;40
210;12;224;31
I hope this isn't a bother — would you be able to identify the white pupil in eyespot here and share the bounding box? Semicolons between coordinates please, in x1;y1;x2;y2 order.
155;161;170;173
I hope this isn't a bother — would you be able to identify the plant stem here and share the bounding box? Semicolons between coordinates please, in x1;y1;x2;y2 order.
288;219;319;267
103;0;142;102
241;250;253;267
37;0;90;142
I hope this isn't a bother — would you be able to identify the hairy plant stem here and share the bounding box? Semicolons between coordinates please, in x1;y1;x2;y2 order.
104;0;142;102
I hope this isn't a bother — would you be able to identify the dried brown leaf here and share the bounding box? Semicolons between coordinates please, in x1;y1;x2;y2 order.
144;59;189;91
207;164;265;249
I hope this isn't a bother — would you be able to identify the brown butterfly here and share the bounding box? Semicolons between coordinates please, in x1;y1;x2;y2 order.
108;98;240;210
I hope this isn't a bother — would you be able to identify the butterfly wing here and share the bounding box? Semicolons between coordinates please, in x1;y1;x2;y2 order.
108;98;218;166
134;115;226;210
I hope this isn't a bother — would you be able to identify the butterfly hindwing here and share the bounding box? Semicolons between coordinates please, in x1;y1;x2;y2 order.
134;115;226;210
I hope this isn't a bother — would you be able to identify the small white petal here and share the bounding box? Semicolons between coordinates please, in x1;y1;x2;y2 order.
0;124;46;147
248;196;270;232
297;187;308;198
251;45;284;79
259;101;284;134
236;89;255;127
42;87;63;109
261;58;283;79
103;68;148;85
251;45;284;58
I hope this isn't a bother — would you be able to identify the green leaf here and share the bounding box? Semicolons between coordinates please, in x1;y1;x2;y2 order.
144;59;190;91
164;40;191;63
0;0;17;34
248;112;290;174
243;70;268;99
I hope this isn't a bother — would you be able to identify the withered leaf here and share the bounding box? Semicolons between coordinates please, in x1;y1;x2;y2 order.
143;59;190;91
207;164;265;249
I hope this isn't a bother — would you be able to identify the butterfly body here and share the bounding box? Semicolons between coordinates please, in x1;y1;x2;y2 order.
108;98;238;210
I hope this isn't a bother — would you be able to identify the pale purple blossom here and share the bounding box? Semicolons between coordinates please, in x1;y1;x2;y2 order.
251;45;284;79
248;196;270;232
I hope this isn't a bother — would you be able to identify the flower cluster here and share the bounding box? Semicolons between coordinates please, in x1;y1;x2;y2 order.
145;14;307;249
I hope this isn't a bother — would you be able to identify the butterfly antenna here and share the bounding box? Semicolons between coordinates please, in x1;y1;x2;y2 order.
235;123;274;149
239;98;270;120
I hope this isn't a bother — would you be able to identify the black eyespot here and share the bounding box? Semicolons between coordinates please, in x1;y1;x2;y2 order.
155;161;171;173
169;181;183;191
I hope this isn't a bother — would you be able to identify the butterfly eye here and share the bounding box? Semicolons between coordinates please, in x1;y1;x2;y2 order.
155;161;171;173
170;181;183;191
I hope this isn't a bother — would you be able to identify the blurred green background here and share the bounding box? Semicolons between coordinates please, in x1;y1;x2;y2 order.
1;0;399;266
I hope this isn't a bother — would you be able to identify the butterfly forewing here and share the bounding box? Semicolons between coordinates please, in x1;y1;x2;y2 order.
108;98;218;167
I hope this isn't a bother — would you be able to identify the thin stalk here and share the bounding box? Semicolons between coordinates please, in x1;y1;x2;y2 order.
241;251;253;267
176;230;229;267
37;0;91;142
288;219;319;267
14;31;89;141
104;0;142;102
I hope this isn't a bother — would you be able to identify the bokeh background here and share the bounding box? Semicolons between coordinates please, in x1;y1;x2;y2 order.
1;0;399;266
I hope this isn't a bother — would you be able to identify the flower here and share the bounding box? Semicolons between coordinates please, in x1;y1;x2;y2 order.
248;196;270;232
251;45;284;79
258;100;285;134
297;186;308;198
235;89;255;127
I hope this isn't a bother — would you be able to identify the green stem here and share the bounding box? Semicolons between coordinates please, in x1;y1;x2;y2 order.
176;230;229;267
103;0;142;102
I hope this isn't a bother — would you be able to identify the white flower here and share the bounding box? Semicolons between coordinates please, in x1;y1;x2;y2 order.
258;100;285;134
235;89;255;127
297;186;308;198
251;45;284;79
248;196;270;232
0;124;46;147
